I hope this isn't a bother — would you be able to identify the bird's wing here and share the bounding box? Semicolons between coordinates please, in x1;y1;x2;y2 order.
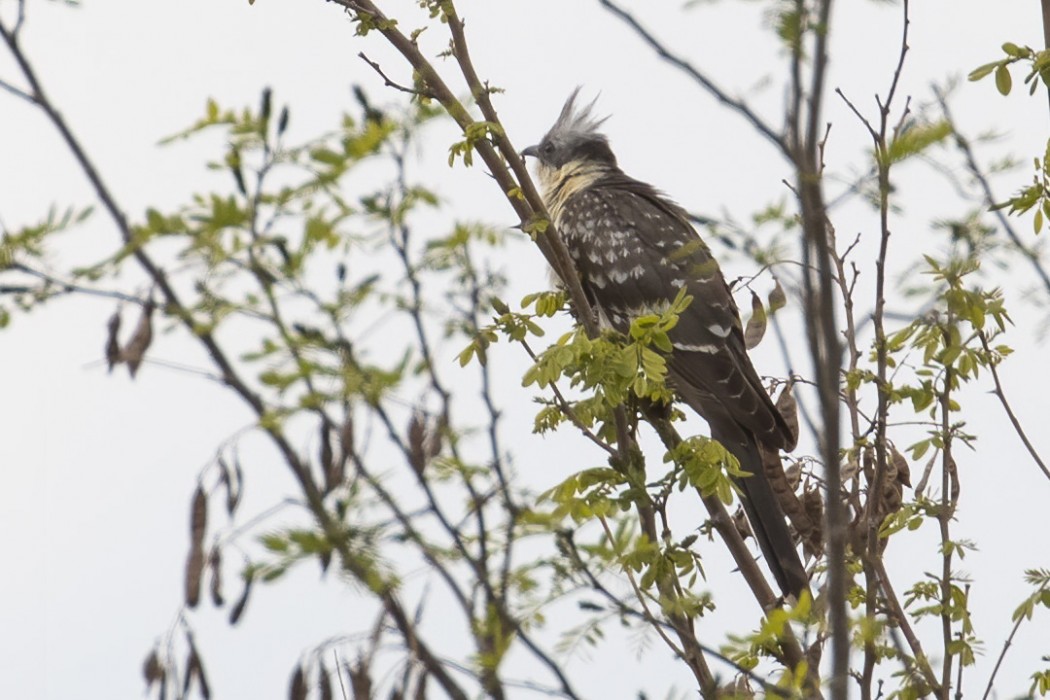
557;178;808;597
557;178;794;452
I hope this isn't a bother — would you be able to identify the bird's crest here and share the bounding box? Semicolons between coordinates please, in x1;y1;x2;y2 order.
545;87;609;143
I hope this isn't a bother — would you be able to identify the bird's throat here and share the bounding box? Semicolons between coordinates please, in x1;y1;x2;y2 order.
538;159;610;224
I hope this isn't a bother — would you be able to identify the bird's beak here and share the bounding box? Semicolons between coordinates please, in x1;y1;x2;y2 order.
521;145;539;159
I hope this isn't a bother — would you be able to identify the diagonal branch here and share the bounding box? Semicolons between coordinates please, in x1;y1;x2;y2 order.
934;87;1050;302
595;0;791;160
978;332;1050;483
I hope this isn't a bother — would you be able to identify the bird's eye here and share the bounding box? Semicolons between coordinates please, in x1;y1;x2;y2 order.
541;142;555;155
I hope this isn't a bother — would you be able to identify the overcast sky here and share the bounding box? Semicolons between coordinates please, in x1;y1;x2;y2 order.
2;0;1048;698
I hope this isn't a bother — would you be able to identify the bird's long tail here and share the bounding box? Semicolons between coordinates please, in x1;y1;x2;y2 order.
715;427;810;599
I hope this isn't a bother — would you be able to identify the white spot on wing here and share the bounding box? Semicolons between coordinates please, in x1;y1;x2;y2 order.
673;342;718;353
708;324;732;338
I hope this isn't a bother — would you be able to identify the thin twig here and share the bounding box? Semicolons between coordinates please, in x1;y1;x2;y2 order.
4;262;148;306
978;332;1050;482
595;0;790;160
981;580;1048;700
870;556;943;694
358;52;432;98
933;87;1050;303
0;76;34;103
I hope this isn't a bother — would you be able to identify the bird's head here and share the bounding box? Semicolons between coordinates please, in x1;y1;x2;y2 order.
522;88;617;187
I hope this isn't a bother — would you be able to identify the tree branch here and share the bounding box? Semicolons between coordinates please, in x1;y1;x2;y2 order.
977;332;1050;483
595;0;790;160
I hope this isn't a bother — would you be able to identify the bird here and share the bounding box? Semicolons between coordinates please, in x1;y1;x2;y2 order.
522;89;809;599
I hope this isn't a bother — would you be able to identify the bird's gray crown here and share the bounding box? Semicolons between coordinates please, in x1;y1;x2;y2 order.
525;88;616;169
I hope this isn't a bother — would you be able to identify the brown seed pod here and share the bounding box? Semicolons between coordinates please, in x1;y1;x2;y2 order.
190;486;207;548
185;544;204;609
105;309;122;372
143;649;164;686
217;456;240;517
891;445;912;488
775;382;799;452
802;485;825;557
424;409;448;463
339;411;355;459
208;547;224;607
768;278;787;314
407;411;427;476
320;423;342;494
122;300;155;378
289;664;307;700
184;486;208;608
184;632;211;700
743;291;767;350
229;568;254;625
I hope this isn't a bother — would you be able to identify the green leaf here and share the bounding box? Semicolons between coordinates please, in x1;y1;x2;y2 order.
885;120;952;164
995;64;1013;95
967;62;999;82
1001;42;1025;58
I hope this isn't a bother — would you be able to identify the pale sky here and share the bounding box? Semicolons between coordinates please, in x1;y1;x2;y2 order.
2;0;1048;698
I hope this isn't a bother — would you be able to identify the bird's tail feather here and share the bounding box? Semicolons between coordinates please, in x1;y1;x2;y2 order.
716;428;810;599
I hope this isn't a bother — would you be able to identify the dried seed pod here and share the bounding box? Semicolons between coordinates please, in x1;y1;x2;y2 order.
320;424;342;494
122;300;155;378
208;547;224;607
890;445;912;488
841;449;861;482
289;664;307;700
743;291;767;350
802;485;825;557
185;632;211;700
768;278;787;314
259;87;273;133
775;382;799;452
277;106;290;136
190;486;207;549
185;544;204;609
143;649;164;686
407;411;427;476
424;409;447;463
339;411;355;460
862;446;875;482
784;459;802;491
184;486;208;608
229;568;254;625
105;309;122;372
217;456;240;517
948;455;960;505
318;549;332;576
232;456;244;512
719;676;755;699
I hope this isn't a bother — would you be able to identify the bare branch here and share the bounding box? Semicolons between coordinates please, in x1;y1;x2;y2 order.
934;87;1050;302
978;332;1050;483
595;0;790;160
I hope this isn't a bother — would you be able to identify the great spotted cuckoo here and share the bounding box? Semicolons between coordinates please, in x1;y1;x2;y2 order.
523;89;808;598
